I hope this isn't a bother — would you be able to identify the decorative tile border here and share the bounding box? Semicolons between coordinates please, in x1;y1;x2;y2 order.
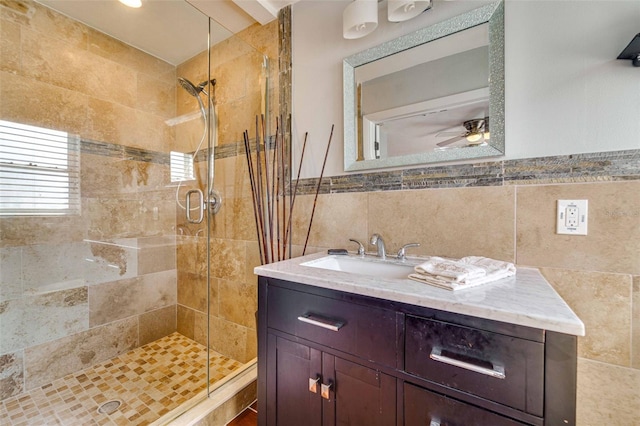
503;149;640;185
80;139;170;165
80;138;255;164
292;149;640;195
81;136;639;193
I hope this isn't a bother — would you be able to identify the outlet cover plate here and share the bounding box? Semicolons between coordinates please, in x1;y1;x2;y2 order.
557;200;588;235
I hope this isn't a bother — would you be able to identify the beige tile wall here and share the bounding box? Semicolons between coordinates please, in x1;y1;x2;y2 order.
283;180;639;423
174;21;279;364
0;0;179;400
0;1;176;149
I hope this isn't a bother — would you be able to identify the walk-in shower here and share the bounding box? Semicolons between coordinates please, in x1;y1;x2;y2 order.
0;0;275;424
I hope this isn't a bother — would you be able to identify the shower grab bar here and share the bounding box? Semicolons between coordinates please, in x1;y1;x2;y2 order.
185;189;204;224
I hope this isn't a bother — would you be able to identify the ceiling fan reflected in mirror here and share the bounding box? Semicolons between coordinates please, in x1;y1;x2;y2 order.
435;117;490;150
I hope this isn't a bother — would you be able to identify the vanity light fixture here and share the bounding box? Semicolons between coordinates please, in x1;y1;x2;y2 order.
388;0;432;22
118;0;142;8
344;0;434;39
617;33;640;67
344;0;379;39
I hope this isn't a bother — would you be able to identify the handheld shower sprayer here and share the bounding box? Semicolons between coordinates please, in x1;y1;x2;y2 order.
176;76;222;222
177;77;216;120
178;77;216;96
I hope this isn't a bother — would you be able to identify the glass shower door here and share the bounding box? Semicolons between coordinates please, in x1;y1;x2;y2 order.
0;0;225;423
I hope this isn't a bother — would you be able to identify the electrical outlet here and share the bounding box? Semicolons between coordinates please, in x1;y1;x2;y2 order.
557;200;588;235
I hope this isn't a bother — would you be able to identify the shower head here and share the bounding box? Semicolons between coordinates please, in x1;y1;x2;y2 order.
178;77;206;122
178;77;202;97
178;77;216;97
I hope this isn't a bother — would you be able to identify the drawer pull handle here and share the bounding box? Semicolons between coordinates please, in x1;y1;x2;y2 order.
430;347;506;379
429;420;440;426
309;376;320;393
297;314;344;331
321;381;333;400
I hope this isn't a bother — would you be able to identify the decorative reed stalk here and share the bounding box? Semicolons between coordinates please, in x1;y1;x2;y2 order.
302;124;333;256
243;117;333;264
243;130;265;265
283;131;308;260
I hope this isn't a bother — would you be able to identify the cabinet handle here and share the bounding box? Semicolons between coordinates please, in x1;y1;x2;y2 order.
309;376;320;394
321;381;333;400
429;347;506;379
297;314;344;331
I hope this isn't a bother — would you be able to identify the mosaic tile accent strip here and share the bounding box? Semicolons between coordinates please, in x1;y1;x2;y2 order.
0;333;243;426
292;149;640;195
503;149;640;185
81;136;272;165
80;139;170;165
278;5;293;187
402;161;504;189
81;135;638;193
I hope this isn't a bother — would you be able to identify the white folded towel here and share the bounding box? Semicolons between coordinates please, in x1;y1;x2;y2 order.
414;256;486;282
409;256;516;291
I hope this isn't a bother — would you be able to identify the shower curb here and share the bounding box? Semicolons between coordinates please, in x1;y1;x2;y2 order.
153;360;257;426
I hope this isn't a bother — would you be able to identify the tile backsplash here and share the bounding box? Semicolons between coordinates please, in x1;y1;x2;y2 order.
275;148;640;423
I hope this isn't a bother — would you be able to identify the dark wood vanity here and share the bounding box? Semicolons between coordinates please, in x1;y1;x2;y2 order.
257;276;578;426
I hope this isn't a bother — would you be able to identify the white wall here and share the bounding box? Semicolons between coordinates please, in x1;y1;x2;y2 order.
292;0;640;178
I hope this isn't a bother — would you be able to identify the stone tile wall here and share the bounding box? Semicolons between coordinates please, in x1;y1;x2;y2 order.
0;1;179;400
174;20;279;364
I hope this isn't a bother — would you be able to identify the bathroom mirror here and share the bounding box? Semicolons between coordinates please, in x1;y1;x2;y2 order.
343;1;504;171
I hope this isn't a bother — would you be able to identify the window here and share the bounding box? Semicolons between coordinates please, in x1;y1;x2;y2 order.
0;120;81;216
170;151;195;182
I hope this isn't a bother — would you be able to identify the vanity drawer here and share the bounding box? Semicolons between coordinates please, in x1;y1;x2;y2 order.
404;383;530;426
267;284;397;367
405;315;544;416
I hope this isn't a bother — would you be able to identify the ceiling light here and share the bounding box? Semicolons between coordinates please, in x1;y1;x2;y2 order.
343;0;378;40
466;132;483;143
118;0;142;8
388;0;432;22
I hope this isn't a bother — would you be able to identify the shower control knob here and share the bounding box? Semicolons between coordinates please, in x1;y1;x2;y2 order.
208;189;223;215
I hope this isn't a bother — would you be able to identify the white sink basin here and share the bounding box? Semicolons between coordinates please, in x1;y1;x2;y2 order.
300;255;415;280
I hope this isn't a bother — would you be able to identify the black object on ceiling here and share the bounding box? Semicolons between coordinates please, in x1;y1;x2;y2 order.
617;33;640;67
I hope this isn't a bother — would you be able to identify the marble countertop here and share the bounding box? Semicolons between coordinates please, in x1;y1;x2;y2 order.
254;252;585;336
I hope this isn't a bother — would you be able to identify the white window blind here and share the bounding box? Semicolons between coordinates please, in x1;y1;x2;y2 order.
170;151;195;182
0;120;81;216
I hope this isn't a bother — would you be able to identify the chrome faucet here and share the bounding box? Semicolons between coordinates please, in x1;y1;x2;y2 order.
370;233;386;259
397;243;420;261
349;239;365;256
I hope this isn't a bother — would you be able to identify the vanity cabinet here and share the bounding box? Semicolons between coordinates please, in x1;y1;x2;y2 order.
263;282;397;425
257;276;578;426
267;335;396;426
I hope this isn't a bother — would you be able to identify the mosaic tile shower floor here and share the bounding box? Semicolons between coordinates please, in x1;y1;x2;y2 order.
0;333;243;426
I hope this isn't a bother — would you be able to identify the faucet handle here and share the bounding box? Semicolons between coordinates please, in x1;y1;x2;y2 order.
349;239;365;256
397;243;420;260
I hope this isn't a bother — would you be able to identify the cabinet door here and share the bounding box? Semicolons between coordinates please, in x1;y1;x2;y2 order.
267;335;322;426
323;355;396;426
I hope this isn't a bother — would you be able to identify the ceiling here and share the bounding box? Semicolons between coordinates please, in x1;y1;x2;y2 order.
36;0;297;65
